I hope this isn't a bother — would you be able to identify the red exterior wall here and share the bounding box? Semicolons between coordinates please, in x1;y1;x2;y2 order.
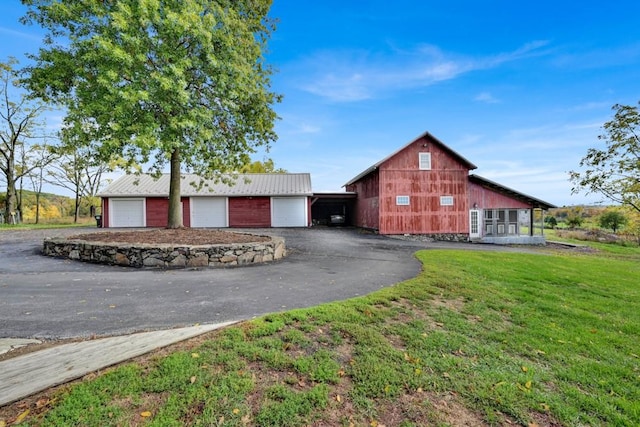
101;198;109;227
145;197;191;228
181;198;191;227
146;198;169;227
229;197;271;227
468;182;531;209
346;171;380;230
376;136;471;235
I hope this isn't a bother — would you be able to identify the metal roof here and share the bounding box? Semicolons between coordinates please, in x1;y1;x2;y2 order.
99;173;313;197
469;174;557;209
344;131;477;187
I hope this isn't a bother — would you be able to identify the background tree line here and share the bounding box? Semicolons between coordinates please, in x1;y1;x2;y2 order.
1;58;108;224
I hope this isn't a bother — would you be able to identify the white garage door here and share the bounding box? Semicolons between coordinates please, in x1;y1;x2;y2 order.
110;199;145;227
271;197;307;227
190;197;228;227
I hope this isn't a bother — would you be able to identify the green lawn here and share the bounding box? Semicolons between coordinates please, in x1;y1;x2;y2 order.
0;219;94;231
4;247;639;426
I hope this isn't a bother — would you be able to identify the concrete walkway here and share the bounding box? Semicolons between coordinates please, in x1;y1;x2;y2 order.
0;322;235;406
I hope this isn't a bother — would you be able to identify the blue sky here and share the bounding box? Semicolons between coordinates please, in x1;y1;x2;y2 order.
2;1;640;206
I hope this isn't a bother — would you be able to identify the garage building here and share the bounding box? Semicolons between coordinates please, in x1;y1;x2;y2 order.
99;173;312;228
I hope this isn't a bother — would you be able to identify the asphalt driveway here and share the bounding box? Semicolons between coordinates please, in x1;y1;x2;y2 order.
0;227;506;339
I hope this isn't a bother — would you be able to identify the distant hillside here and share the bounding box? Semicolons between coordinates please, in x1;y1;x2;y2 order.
1;189;99;222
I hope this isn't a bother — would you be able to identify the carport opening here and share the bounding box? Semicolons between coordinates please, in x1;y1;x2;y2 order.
311;193;356;226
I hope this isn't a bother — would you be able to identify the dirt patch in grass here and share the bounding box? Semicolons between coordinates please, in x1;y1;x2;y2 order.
68;228;271;245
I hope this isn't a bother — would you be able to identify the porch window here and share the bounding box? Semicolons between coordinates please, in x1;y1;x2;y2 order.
419;152;431;170
396;195;410;206
484;209;523;236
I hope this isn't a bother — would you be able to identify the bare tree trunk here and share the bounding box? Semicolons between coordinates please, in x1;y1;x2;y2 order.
74;193;81;223
35;191;41;224
4;172;16;224
167;147;183;228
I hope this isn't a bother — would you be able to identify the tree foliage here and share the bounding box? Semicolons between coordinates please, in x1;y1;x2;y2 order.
239;157;287;173
597;209;628;233
22;0;280;228
544;215;557;229
570;102;640;213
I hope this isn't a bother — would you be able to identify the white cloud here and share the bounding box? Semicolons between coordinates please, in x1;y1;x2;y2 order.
474;92;500;104
295;40;551;102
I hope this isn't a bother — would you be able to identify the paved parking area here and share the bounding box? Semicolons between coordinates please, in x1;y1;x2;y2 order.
0;227;439;339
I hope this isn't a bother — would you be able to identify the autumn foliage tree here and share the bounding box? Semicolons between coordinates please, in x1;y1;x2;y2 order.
21;0;280;228
570;102;640;214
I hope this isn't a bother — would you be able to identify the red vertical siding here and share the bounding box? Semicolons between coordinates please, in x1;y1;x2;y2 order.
146;197;191;228
146;198;169;227
101;198;109;228
182;197;191;227
377;137;470;235
229;197;271;227
346;171;379;230
468;181;531;209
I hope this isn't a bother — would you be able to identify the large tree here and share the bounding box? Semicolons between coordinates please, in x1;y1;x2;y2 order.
570;102;640;213
22;0;280;228
0;58;48;224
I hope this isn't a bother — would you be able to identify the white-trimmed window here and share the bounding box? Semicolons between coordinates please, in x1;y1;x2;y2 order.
440;195;454;206
419;152;432;170
396;195;410;206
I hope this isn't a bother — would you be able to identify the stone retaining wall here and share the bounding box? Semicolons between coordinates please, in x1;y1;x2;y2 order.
42;235;286;268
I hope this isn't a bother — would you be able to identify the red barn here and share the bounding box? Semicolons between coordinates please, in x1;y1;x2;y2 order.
345;131;555;244
99;173;312;229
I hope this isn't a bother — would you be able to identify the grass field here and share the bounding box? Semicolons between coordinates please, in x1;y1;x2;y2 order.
0;218;95;230
2;245;639;426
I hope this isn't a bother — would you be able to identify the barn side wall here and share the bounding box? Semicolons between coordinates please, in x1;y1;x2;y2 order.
346;171;380;231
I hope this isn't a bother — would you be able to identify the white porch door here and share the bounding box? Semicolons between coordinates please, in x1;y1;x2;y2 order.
469;210;481;238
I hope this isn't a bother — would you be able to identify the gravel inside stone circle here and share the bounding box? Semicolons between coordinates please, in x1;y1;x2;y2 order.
68;228;271;245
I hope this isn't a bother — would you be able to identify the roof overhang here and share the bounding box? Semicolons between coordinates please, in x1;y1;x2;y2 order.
312;192;357;199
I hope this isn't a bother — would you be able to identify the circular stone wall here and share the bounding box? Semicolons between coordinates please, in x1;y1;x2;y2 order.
42;234;286;269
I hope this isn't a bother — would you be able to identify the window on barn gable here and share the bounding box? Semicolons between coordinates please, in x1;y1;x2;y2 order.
419;152;431;170
440;196;454;206
396;195;410;206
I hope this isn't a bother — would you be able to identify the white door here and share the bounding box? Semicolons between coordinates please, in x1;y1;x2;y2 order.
271;197;307;227
110;198;145;227
190;197;228;227
469;209;481;238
